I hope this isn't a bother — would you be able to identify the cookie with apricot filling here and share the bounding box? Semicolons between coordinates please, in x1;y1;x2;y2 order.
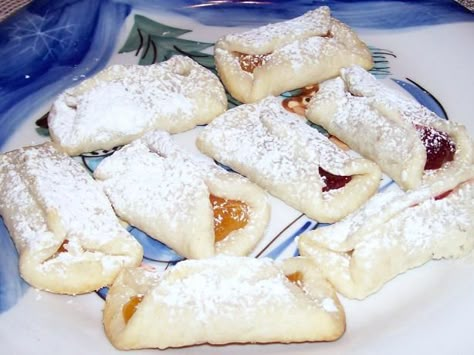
103;256;345;349
93;130;270;259
0;143;143;294
214;6;372;103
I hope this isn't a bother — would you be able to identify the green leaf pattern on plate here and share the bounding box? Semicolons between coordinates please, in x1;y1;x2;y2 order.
119;15;213;66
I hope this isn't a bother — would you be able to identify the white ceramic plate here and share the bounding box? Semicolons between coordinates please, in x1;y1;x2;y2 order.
0;1;473;354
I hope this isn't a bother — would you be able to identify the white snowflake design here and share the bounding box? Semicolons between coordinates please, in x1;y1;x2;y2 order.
6;10;76;60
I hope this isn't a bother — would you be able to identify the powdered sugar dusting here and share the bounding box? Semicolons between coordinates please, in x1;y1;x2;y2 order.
20;145;128;245
63;83;153;142
273;36;326;71
151;256;316;322
49;55;226;154
317;76;419;174
93;130;268;258
320;297;338;313
341;66;432;125
215;7;372;104
300;181;474;299
222;6;330;53
313;181;472;271
307;65;473;189
0;143;142;288
0;153;57;252
398;182;473;254
0;144;139;257
94;131;221;224
314;186;433;250
199;96;358;192
359;182;473;266
40;250;131;275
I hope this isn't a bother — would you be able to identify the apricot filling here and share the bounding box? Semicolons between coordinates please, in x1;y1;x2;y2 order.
286;271;304;284
122;295;144;324
45;239;70;262
319;167;352;192
237;52;270;73
414;124;455;170
210;194;249;242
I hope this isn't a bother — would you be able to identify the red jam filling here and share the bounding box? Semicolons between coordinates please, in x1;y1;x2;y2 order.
410;188;453;208
319;167;352;192
414;125;455;170
434;189;453;201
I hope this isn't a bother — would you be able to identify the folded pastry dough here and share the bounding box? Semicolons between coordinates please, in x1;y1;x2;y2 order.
196;96;381;223
103;255;345;349
306;65;474;191
214;6;373;103
0;143;143;295
298;179;474;299
93;130;270;259
48;55;227;155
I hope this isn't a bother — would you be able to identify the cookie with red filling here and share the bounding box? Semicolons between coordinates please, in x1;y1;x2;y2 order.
197;96;381;223
306;65;473;191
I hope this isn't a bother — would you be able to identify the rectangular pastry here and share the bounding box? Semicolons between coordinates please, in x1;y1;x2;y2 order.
196;96;382;223
0;143;143;295
103;255;345;349
214;6;373;103
298;180;474;299
93;130;270;259
48;55;227;155
306;65;474;191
